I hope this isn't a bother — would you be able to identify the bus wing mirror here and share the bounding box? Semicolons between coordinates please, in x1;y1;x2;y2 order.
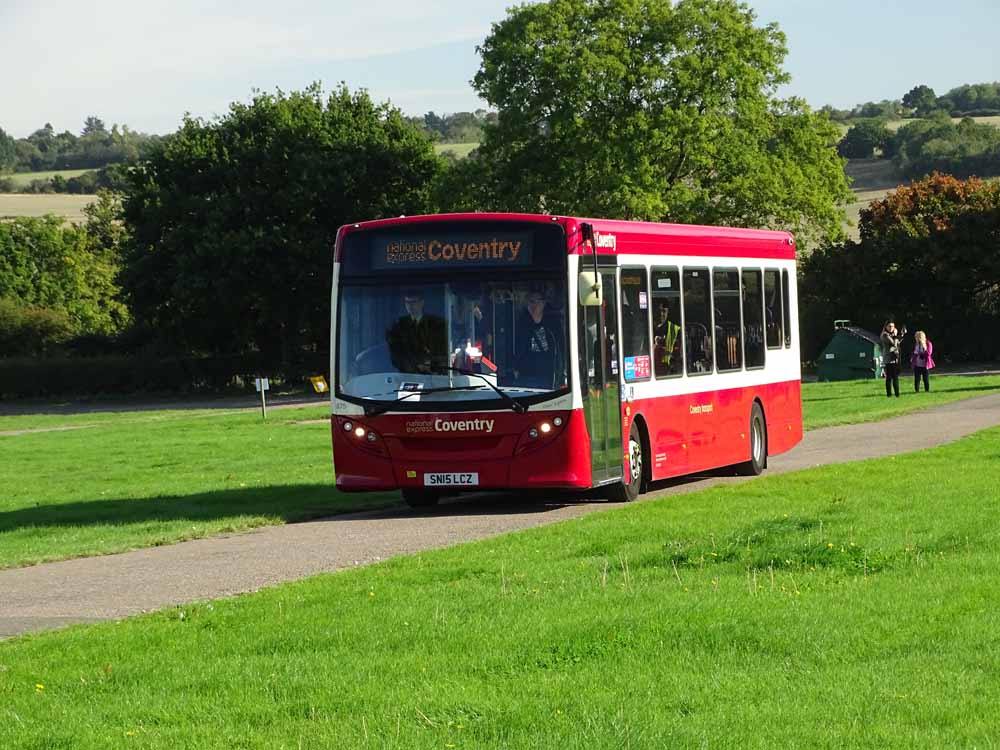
578;271;602;306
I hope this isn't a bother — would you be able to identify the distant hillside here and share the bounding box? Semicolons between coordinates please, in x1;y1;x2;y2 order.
842;159;902;240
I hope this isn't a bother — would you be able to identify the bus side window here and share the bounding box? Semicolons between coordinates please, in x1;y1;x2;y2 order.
712;268;742;372
781;269;792;348
742;269;765;369
764;269;782;349
651;267;683;378
620;267;651;381
682;268;713;375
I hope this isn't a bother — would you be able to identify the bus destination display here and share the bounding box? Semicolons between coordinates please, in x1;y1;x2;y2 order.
370;232;533;270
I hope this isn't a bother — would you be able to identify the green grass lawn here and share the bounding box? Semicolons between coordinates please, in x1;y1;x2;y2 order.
1;376;997;570
802;373;1000;430
1;426;998;748
0;405;395;569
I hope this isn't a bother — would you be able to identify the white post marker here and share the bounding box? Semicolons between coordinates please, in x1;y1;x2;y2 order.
255;377;270;419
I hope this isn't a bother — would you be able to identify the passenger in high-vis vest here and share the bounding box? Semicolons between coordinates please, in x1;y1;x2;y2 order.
653;302;682;375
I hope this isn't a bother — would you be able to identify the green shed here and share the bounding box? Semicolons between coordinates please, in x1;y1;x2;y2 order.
817;320;883;381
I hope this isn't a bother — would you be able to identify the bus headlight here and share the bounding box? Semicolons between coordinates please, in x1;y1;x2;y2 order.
515;413;570;455
335;418;388;458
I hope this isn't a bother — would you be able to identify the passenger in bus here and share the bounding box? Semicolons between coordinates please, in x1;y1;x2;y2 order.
386;289;447;374
449;290;487;371
653;302;682;371
685;322;712;373
512;289;565;389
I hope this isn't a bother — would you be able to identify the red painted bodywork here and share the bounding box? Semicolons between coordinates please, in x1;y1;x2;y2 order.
624;379;802;481
333;409;593;492
336;213;796;262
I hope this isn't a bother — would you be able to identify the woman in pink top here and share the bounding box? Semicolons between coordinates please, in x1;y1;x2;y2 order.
910;330;935;392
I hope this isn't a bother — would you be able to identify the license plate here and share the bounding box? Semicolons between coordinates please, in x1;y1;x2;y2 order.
424;472;479;487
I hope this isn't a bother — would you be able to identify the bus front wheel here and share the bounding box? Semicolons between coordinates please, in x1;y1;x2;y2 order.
737;402;767;476
610;422;644;503
402;489;440;509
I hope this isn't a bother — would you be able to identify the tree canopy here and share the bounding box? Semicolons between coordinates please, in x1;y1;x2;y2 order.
0;126;16;171
1;119;160;173
838;119;892;159
800;174;1000;361
902;85;937;117
891;112;1000;180
463;0;850;248
119;84;442;367
0;207;128;352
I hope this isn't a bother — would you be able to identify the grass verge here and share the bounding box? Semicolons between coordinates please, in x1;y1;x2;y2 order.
1;427;999;747
0;405;394;569
802;373;1000;430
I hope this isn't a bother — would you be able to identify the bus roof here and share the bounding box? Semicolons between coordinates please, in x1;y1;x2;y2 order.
337;212;796;261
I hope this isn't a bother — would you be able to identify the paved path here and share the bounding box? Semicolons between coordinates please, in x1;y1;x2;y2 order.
2;393;999;639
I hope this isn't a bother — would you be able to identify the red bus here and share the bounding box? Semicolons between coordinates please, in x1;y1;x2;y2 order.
331;213;802;507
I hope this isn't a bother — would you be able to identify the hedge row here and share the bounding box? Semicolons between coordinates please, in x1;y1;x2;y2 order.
0;354;328;399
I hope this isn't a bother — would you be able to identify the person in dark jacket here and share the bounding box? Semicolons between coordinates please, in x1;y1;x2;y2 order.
386;290;447;374
879;320;906;398
512;289;565;389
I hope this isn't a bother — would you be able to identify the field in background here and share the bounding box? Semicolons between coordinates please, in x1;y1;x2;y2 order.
2;425;998;747
885;114;1000;131
1;376;998;570
434;142;478;158
0;192;95;222
842;158;903;238
3;169;91;188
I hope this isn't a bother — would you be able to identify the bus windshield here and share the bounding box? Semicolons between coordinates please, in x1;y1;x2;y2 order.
337;279;569;405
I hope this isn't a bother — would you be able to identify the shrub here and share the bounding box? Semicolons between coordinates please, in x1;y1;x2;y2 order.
0;298;73;356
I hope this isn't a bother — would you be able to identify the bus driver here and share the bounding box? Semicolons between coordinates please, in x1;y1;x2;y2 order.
385;289;447;374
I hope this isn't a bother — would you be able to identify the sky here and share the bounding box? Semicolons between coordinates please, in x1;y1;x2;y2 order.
2;0;998;138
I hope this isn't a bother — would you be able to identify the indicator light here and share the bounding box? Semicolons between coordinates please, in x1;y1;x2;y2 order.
343;421;353;431
553;417;563;427
528;428;538;439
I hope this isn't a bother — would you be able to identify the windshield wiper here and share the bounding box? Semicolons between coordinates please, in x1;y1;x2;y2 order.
441;366;527;414
363;385;488;417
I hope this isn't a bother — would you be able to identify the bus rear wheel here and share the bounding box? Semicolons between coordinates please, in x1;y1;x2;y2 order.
737;402;767;476
402;489;440;509
609;422;644;502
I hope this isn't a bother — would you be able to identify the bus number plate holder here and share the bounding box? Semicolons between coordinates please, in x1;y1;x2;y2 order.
424;473;479;487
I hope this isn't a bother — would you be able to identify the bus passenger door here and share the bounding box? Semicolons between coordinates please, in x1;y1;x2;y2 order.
579;270;624;485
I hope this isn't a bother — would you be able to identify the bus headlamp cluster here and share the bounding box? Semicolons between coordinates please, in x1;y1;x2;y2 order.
338;419;387;456
516;413;569;455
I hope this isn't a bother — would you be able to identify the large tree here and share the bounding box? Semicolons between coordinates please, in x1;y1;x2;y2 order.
0;126;16;171
465;0;851;248
901;85;937;116
837;118;892;159
119;84;442;367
